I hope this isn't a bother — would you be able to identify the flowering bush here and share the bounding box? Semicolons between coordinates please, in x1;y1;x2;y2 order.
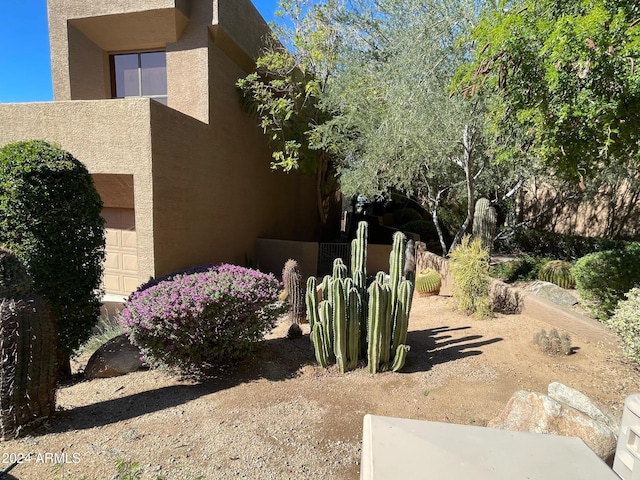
119;264;285;375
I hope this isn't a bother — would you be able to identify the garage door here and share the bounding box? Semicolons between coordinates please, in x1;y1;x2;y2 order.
102;208;139;295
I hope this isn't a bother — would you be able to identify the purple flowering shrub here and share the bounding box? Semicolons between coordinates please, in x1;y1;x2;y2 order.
119;264;286;375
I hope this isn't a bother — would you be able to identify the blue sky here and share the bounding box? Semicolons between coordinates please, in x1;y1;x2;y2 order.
0;0;281;103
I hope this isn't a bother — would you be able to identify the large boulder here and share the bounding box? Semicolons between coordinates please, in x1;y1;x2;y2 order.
488;390;617;459
548;382;619;432
526;280;579;306
84;334;144;379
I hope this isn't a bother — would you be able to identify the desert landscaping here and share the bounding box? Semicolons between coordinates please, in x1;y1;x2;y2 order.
1;287;637;480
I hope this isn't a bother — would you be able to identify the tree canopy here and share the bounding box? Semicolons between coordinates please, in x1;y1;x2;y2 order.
314;0;530;253
236;0;340;229
455;0;640;182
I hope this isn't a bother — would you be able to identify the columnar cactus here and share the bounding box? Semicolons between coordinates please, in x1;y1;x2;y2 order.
282;259;306;325
306;222;414;373
472;198;497;255
538;260;576;289
415;268;442;296
0;248;57;440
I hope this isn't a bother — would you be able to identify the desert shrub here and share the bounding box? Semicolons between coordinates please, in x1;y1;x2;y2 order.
538;260;576;289
573;243;640;320
491;255;549;282
78;313;123;357
449;236;492;318
608;288;640;364
119;264;286;375
130;263;217;299
0;140;105;370
497;228;628;261
533;329;572;355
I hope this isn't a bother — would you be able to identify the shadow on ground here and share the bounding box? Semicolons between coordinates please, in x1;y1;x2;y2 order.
46;333;316;434
403;325;503;373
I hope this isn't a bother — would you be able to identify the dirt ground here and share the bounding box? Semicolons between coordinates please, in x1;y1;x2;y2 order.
2;292;639;480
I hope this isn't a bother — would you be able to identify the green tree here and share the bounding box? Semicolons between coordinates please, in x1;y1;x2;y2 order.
0;140;106;378
455;0;640;182
237;0;341;235
316;0;527;254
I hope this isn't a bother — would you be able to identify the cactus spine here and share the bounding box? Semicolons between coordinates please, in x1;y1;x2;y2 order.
472;198;497;255
415;268;442;296
305;221;414;373
0;248;57;439
282;259;306;325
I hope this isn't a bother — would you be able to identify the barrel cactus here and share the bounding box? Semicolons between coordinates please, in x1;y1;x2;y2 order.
415;268;441;296
0;247;57;440
282;259;306;325
538;260;576;289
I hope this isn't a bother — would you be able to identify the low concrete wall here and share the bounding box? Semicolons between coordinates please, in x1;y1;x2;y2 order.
255;239;319;280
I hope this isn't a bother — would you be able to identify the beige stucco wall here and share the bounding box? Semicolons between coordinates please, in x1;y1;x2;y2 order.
0;97;318;288
255;239;320;280
48;0;190;102
520;181;640;240
0;99;157;285
0;0;320;293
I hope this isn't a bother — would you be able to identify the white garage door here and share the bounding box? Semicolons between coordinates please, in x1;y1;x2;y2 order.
102;208;139;295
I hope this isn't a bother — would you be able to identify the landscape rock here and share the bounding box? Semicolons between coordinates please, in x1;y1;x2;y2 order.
526;280;579;306
84;334;144;379
548;382;619;432
488;390;617;459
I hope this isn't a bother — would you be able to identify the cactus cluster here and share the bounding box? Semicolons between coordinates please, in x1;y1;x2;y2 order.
538;260;576;289
472;198;497;255
306;222;415;373
415;268;441;296
282;259;306;325
534;328;572;356
0;248;57;440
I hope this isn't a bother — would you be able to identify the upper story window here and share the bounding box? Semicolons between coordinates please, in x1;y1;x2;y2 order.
111;51;167;105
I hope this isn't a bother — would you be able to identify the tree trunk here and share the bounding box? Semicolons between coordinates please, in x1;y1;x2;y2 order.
448;125;475;255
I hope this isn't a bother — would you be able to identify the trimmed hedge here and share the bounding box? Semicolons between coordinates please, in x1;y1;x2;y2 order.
0;140;105;359
119;264;286;375
573;243;640;319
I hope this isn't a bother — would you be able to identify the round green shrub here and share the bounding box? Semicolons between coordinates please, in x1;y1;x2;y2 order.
573;243;640;320
538;260;576;289
0;140;105;362
119;264;286;376
608;288;640;364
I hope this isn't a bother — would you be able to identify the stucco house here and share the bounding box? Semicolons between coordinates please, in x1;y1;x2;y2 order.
0;0;318;296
